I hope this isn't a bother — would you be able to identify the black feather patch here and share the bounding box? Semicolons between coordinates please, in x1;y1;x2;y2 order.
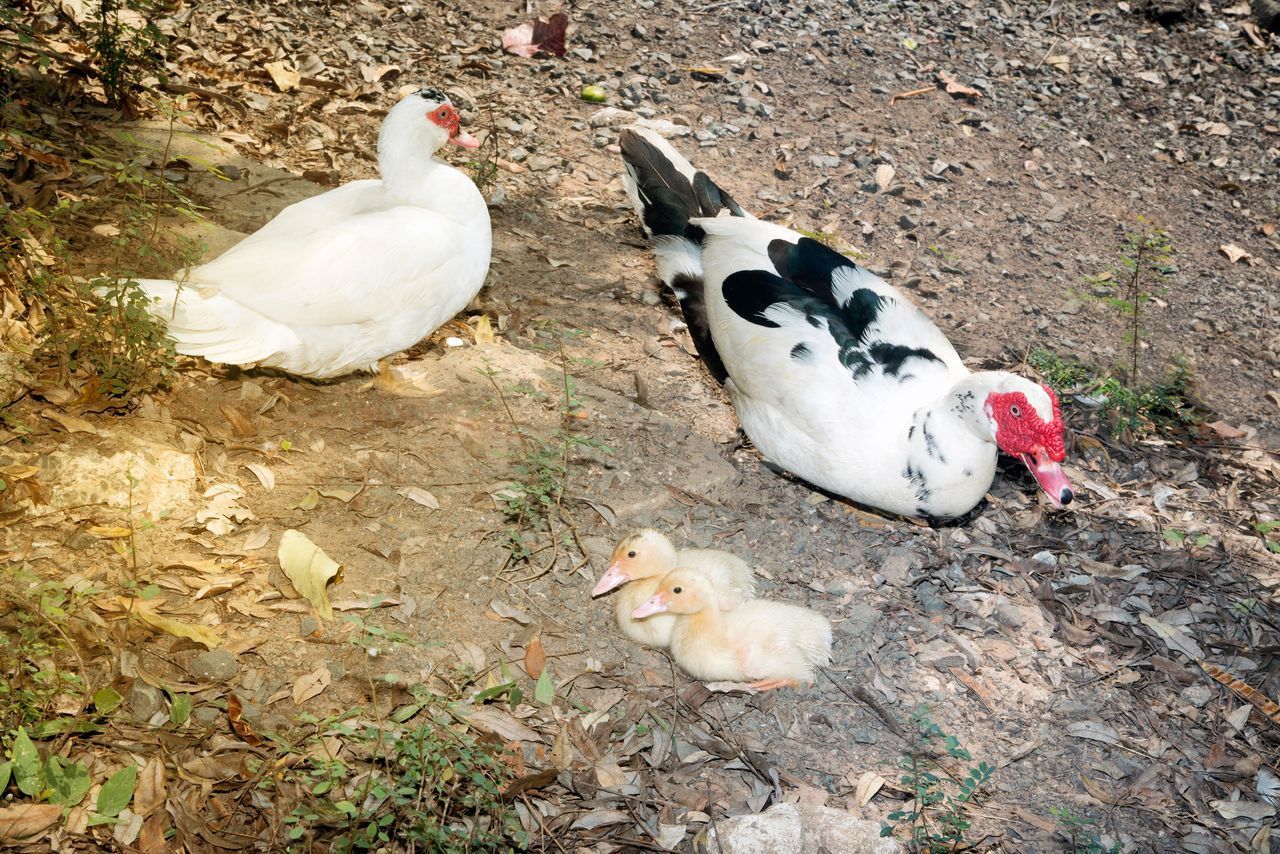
867;342;942;377
671;272;728;385
767;238;886;343
415;86;449;103
620;131;697;239
902;460;933;505
790;342;812;362
722;270;791;328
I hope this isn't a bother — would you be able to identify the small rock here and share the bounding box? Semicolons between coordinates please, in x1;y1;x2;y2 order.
507;146;529;162
914;581;947;613
129;683;165;722
1180;684;1213;708
526;155;558;172
898;214;918;230
1044;205;1069;223
190;649;240;683
1030;550;1057;566
192;706;223;726
917;639;966;672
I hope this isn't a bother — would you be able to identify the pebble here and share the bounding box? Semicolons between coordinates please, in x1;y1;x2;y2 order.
190;649;240;682
129;683;165;722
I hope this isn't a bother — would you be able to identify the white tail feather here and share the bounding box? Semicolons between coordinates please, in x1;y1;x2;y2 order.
134;278;296;366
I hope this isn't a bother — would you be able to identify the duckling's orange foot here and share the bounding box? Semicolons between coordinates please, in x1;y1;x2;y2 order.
748;678;799;692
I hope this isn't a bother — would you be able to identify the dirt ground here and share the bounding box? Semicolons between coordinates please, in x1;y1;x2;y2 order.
5;0;1280;851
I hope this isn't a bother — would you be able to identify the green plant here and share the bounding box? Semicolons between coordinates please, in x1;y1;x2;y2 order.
270;689;527;852
1253;520;1279;554
4;102;214;400
1049;805;1119;854
1082;218;1174;387
1028;347;1198;437
880;709;994;853
480;343;611;569
0;571;90;747
90;0;164;111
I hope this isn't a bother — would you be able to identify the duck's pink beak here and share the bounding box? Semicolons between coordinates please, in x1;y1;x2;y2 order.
591;563;628;597
1021;447;1074;508
631;592;669;619
450;129;480;149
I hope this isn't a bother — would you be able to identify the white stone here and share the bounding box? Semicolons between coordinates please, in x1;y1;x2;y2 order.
707;803;903;854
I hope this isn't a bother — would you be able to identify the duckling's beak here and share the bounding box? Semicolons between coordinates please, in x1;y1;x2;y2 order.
631;592;669;619
591;563;629;597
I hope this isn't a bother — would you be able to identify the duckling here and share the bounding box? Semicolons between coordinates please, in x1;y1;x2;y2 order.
591;530;755;648
631;568;832;690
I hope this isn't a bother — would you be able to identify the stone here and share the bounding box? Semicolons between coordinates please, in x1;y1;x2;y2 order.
128;683;165;722
38;438;197;519
190;649;240;683
708;803;903;853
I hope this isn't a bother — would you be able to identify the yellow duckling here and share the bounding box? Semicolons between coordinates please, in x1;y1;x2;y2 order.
631;567;832;690
591;529;755;648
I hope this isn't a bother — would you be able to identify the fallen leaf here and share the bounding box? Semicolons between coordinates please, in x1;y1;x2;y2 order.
131;756;165;818
0;804;63;844
366;362;445;397
218;402;255;437
488;598;532;624
227;694;261;746
1045;54;1071;73
318;486;360;503
242;526;271;551
458;705;541;742
524;636;547;679
263;60;301;92
1066;720;1121;745
502;12;569;57
473;314;495;344
244;463;275;491
277;530;343;620
395;486;439;509
292;667;332;705
122;598;220;648
1139;612;1204;660
1212;799;1275;821
570;808;629;830
1205;420;1248;440
854;771;886;807
1081;776;1129;805
87;526;132;539
938;69;981;98
1198;121;1231;136
1219;243;1252;264
41;410;99;434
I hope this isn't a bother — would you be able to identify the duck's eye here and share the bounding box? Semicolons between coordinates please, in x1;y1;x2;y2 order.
1010;405;1021;418
672;586;682;594
627;550;636;558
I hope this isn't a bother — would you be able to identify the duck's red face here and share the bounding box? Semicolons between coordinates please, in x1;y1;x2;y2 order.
987;385;1073;507
427;103;480;149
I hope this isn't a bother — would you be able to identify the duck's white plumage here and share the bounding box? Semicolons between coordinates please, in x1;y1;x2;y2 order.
131;88;491;379
619;128;1072;518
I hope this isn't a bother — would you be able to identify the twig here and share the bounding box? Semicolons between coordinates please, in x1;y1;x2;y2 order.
889;85;936;103
821;670;906;739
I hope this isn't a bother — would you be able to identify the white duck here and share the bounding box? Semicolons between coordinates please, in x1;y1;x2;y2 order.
631;567;832;690
619;128;1073;519
128;87;491;379
591;529;755;649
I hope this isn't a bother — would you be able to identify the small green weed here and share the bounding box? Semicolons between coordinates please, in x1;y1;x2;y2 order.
1253;520;1279;554
481;338;611;569
1080;217;1174;387
1049;805;1119;854
0;571;90;747
1028;347;1198;437
270;688;527;852
90;0;165;111
880;709;994;853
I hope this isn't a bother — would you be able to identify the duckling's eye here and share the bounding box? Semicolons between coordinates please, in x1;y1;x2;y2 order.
627;550;636;558
672;586;683;594
1010;405;1021;418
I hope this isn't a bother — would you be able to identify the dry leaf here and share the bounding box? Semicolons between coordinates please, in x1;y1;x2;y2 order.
854;771;886;807
244;463;275;491
502;13;569;58
1066;720;1121;745
263;60;301;92
122;597;220;648
524;635;547;679
395;486;440;509
459;705;541;742
242;526;271;551
227;694;262;746
473;314;495;344
1139;612;1204;660
1219;243;1252;264
1045;54;1071;72
367;362;445;397
1212;799;1276;821
0;804;63;844
41;409;99;434
277;530;343;621
488;598;532;624
292;667;332;704
571;808;629;830
1205;420;1248;440
218;402;256;437
938;69;981;98
1199;661;1280;728
87;526;132;539
1081;776;1129;805
132;756;165;818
